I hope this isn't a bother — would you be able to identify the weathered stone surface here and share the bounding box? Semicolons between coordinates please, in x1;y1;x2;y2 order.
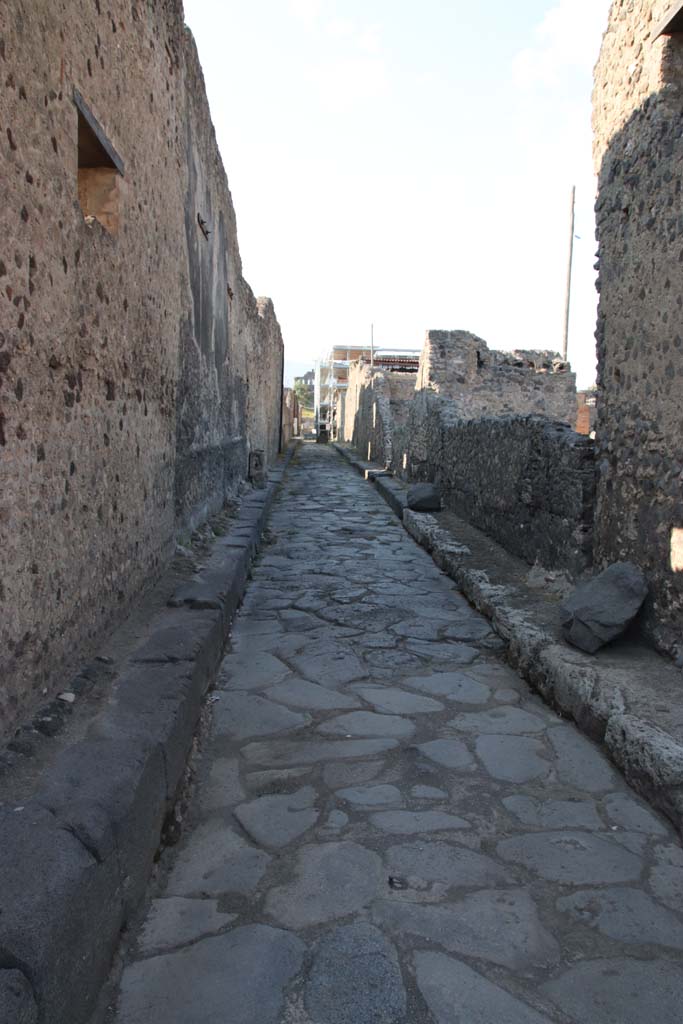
118;926;305;1024
548;727;617;792
374;889;560;969
404;672;490;703
233;788;319;848
242;738;398;766
448;707;546;734
352;685;444;715
337;785;403;808
290;642;367;687
407;483;442;512
503;795;603;830
137;899;237;957
385;842;512;890
217;652;291;691
166;821;270;897
212;693;309;740
0;970;38;1024
265;842;383;929
603;793;668;835
318;711;415;740
200;758;246;812
497;832;642;884
305;923;407;1024
556;888;683;949
648;843;683;913
560;562;648;653
415;952;553;1024
417;739;473;770
410;785;448;800
371;810;469;834
266;678;360;711
541;959;683;1024
476;735;549;783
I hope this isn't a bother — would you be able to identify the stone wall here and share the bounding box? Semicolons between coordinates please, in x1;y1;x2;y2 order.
0;0;284;735
281;387;300;447
416;330;577;424
347;361;416;465
593;0;683;656
348;331;593;575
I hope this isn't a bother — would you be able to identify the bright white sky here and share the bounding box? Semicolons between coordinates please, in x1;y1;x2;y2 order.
183;0;612;388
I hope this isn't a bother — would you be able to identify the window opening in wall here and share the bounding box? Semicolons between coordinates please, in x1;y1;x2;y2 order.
74;89;124;236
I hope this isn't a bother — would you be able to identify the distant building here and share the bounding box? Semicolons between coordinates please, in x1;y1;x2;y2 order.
315;344;420;437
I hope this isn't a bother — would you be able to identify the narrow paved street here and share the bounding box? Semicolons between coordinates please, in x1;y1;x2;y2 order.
114;444;683;1024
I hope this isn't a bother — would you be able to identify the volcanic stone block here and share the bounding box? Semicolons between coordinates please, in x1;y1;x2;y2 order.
406;483;442;512
559;562;648;653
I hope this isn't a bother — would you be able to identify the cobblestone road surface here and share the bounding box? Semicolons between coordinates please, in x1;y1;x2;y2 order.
114;444;683;1024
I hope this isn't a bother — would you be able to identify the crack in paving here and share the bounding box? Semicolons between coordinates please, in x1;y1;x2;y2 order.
112;444;683;1024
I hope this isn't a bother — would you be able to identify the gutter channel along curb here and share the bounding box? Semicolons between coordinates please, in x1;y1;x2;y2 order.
0;442;300;1024
333;441;683;840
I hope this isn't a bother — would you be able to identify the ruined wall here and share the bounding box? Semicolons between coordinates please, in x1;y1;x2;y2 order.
281;387;299;447
593;0;683;655
347;361;416;465
417;330;577;424
0;0;284;734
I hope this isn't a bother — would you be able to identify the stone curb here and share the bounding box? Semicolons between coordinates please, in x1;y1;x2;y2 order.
332;442;683;839
0;443;299;1024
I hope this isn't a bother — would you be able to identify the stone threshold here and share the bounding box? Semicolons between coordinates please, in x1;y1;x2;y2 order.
0;442;300;1024
332;441;683;840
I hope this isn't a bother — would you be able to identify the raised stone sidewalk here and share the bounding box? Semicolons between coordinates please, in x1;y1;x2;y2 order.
111;443;683;1024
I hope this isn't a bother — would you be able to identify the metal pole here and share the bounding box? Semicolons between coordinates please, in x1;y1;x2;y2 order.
563;185;576;363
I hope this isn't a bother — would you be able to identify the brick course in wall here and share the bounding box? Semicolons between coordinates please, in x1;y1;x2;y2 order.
593;0;683;656
0;0;284;735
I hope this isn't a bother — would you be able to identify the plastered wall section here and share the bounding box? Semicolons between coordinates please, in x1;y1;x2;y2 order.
0;0;284;734
593;0;683;656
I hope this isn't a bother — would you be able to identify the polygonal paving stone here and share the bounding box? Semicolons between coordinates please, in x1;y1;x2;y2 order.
411;785;448;800
363;648;428;671
603;793;669;835
266;677;360;711
441;616;495;642
233;787;319;849
548;727;618;792
337;784;403;808
352;686;444;715
503;795;603;830
212;693;310;741
137;899;237;957
117;926;305;1024
374;889;559;970
318;711;415;740
476;735;549;783
404;640;479;664
200;758;246;812
417;739;473;770
166;821;270;898
265;842;383;929
415;951;554;1024
323;761;384;788
648;842;683;912
385;841;513;890
556;887;683;948
497;832;643;884
540;958;683;1024
448;707;547;735
290;642;367;687
306;923;407;1024
370;810;469;834
403;673;490;704
241;739;400;769
216;652;290;691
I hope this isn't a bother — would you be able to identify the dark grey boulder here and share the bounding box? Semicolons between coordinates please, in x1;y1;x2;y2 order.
560;562;648;653
407;483;441;512
0;970;38;1024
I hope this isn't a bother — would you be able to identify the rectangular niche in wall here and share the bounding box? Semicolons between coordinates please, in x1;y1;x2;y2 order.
74;89;124;236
